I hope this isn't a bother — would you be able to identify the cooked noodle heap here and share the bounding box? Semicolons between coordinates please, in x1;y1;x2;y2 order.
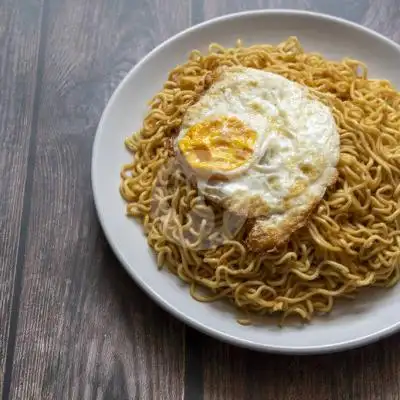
120;37;400;322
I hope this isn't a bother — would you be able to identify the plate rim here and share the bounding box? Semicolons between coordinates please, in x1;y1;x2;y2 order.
91;9;400;354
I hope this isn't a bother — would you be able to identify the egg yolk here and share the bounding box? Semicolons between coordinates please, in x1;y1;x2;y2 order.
178;116;257;172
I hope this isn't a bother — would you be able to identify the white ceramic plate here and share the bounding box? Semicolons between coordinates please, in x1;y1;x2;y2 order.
92;10;400;354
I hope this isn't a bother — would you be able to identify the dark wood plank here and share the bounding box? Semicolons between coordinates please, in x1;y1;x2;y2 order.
201;0;400;33
201;335;400;400
0;0;44;395
7;0;190;399
190;1;400;400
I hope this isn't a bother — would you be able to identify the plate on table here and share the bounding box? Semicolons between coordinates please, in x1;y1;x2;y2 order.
92;10;400;354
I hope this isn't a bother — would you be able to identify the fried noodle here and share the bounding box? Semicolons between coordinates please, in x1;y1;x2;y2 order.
120;37;400;322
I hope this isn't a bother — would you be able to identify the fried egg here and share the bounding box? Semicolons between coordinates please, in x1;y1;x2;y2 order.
175;67;340;250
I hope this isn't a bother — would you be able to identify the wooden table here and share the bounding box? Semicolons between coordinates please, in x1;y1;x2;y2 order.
2;0;400;399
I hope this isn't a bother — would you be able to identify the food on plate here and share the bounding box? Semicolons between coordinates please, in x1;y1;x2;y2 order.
175;67;340;250
120;37;400;323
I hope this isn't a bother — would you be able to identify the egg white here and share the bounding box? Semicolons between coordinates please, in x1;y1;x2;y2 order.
175;67;340;244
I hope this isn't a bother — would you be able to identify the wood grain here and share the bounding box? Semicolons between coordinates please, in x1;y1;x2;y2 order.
0;0;44;394
201;0;400;35
3;0;400;399
191;1;400;400
6;0;190;399
200;334;400;400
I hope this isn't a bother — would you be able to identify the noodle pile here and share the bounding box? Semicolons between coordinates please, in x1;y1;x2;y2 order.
120;37;400;322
